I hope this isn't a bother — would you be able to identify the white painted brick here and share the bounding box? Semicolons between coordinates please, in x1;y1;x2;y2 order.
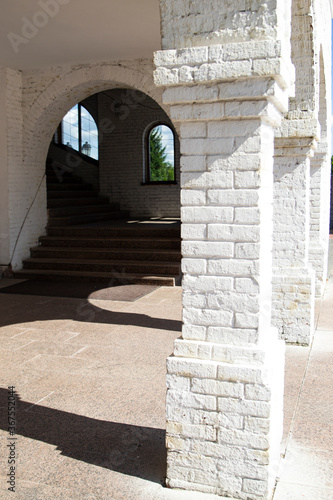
245;384;271;401
208;224;260;242
167;421;216;441
166;405;219;426
207;189;259;206
217;427;269;450
167;389;217;411
181;258;207;274
243;478;268;496
212;345;265;365
234;207;260;224
183;307;233;327
207;259;259;276
234;171;261;189
218;397;270;419
166;464;219;487
163;84;219;104
167;357;217;379
207;119;259;138
180;122;207;138
181;206;234;223
217;365;264;384
207;327;258;345
206;292;259;314
182;292;206;309
181;223;207;240
235;312;259;329
181;189;206;205
182;241;234;258
182;324;207;341
191;378;244;398
182;275;234;292
165;436;190;451
182;171;233;189
207;153;261;172
192;441;245;461
181;155;206;172
235;277;260;293
167;451;216;472
245;449;269;466
181;138;234;155
235;243;260;259
171;102;225;121
244;416;270;435
166;374;191;391
166;477;216;494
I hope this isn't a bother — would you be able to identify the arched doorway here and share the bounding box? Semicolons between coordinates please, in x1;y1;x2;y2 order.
16;85;181;286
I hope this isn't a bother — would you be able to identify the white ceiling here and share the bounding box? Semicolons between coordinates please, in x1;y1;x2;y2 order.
0;0;161;70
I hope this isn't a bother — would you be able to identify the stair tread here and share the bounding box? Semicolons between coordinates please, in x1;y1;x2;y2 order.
48;203;110;209
14;269;176;281
49;211;128;220
24;257;180;267
40;236;180;242
47;197;109;207
32;246;181;254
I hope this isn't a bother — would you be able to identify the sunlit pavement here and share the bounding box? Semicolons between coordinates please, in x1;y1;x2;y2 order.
0;243;332;499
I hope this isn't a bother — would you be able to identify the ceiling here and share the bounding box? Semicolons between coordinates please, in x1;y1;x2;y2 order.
0;0;161;70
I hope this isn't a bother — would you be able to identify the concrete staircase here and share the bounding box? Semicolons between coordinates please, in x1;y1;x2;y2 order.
14;161;182;286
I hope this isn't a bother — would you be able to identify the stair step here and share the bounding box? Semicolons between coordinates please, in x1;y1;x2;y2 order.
22;258;180;276
48;190;99;199
39;236;181;250
46;225;180;238
30;246;181;262
47;183;93;191
47;211;130;227
48;203;119;218
13;269;176;286
46;175;83;184
47;197;109;208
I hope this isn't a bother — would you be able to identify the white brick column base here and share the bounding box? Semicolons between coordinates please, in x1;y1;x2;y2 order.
273;137;316;345
166;335;285;498
272;268;315;345
309;149;331;297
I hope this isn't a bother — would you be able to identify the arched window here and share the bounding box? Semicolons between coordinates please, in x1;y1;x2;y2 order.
55;104;99;160
146;124;175;183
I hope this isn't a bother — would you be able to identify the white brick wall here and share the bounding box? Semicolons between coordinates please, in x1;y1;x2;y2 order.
98;88;180;217
5;58;176;270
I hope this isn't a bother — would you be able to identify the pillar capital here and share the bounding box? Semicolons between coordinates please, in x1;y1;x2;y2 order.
274;136;317;158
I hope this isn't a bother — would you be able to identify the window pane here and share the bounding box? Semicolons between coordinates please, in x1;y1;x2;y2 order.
62;104;79;151
80;106;98;160
149;125;174;181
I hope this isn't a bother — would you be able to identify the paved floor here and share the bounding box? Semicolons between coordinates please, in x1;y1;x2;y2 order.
0;243;332;499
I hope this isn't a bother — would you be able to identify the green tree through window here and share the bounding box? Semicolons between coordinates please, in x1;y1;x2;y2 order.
149;125;175;181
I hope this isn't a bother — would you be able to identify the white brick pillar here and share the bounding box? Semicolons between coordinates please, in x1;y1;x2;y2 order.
309;144;331;297
153;72;293;500
155;0;295;496
272;137;316;345
0;68;10;269
0;67;24;272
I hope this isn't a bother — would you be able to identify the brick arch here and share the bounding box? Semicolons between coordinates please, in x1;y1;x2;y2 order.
12;62;170;269
24;63;168;171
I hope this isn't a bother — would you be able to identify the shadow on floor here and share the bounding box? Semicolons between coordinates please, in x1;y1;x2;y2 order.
0;295;182;333
0;388;166;484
